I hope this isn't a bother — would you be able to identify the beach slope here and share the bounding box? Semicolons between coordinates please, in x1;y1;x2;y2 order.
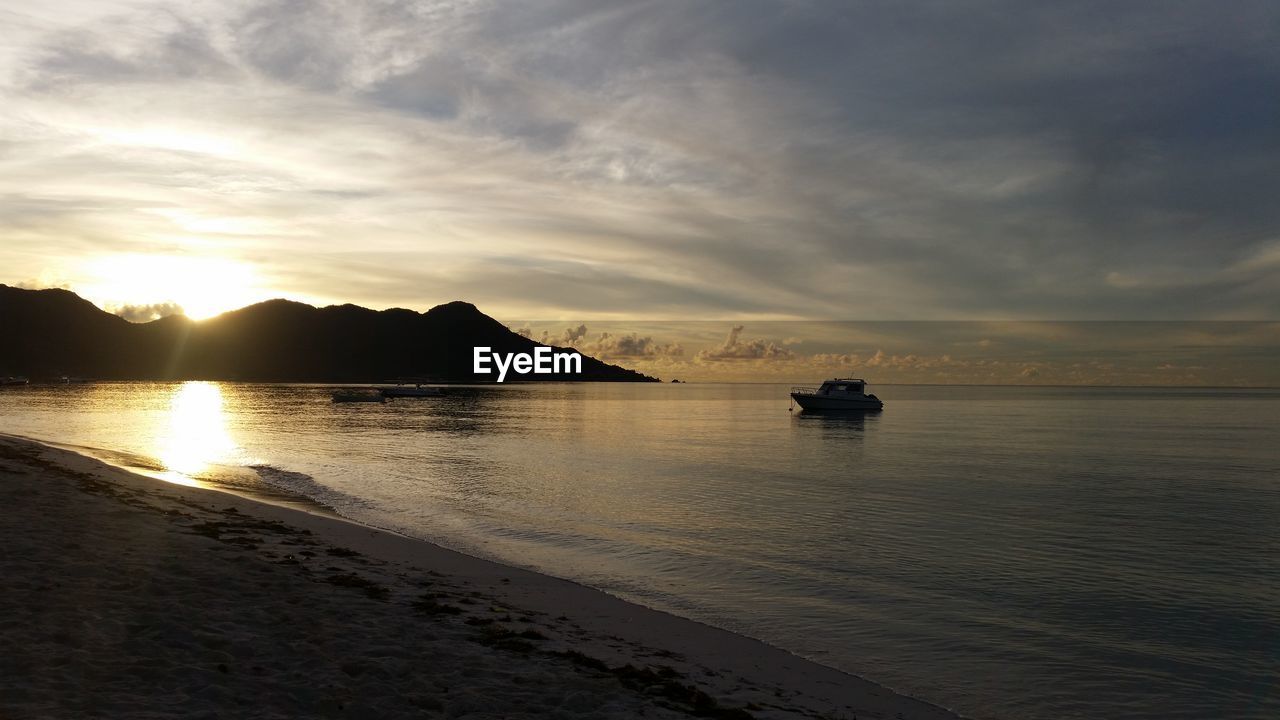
0;435;959;719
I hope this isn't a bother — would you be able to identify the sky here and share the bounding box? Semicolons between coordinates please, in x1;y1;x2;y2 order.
2;1;1278;382
506;320;1280;385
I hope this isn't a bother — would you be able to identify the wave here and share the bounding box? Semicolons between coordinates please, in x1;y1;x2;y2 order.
248;463;375;512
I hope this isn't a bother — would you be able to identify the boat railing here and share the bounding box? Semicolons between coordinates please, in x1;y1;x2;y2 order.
791;386;820;395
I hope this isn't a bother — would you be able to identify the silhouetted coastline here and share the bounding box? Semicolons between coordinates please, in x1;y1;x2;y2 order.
0;285;656;383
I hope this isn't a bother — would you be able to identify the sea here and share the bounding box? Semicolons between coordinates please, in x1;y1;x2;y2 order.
2;381;1277;720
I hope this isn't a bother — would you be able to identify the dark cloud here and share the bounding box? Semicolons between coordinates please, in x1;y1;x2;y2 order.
232;0;357;90
30;12;235;87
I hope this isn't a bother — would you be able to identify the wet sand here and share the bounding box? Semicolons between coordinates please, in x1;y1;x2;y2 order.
0;434;961;719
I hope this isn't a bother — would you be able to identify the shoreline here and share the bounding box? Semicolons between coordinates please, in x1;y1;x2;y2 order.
0;433;962;719
28;435;346;518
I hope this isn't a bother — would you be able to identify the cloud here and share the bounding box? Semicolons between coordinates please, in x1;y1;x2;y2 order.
545;323;589;346
518;323;683;359
2;1;1278;321
496;320;1278;385
582;331;683;359
14;279;70;290
110;301;185;322
695;325;794;362
810;352;861;367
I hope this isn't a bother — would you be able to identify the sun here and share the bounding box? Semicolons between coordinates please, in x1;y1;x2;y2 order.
80;254;263;321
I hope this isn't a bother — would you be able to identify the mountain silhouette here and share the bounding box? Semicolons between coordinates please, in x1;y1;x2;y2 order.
0;285;656;383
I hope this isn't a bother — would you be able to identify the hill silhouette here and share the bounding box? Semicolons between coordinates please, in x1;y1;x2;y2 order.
0;285;656;383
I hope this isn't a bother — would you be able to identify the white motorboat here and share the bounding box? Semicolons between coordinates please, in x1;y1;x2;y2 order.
790;378;883;411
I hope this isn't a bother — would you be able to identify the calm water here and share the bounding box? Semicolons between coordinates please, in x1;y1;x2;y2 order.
2;382;1278;719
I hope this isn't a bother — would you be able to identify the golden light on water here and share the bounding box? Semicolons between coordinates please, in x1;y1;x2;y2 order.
157;382;237;483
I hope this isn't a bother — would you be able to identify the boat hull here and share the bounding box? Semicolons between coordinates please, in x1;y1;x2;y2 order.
332;393;385;403
790;393;883;411
381;388;442;398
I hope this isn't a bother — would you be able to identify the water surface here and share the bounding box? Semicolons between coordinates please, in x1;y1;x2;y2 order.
2;381;1277;720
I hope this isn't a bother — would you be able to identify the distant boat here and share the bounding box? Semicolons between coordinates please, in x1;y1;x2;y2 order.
0;376;29;386
380;383;443;398
332;390;385;403
790;378;883;411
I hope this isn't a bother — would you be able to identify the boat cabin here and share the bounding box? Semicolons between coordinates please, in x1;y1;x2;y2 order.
818;378;868;396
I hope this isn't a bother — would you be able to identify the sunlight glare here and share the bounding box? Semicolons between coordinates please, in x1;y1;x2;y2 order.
81;254;261;320
158;382;237;479
97;126;238;157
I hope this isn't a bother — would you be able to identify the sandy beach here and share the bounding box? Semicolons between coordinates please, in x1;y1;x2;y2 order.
0;433;959;719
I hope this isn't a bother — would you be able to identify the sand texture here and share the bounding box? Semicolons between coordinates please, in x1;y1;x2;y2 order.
0;434;960;720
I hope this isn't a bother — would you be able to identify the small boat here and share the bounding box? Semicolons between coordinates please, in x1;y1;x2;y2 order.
790;378;883;412
0;376;29;386
380;384;443;398
332;390;385;403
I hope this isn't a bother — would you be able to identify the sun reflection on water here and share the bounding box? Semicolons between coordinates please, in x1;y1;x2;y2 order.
157;381;237;484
